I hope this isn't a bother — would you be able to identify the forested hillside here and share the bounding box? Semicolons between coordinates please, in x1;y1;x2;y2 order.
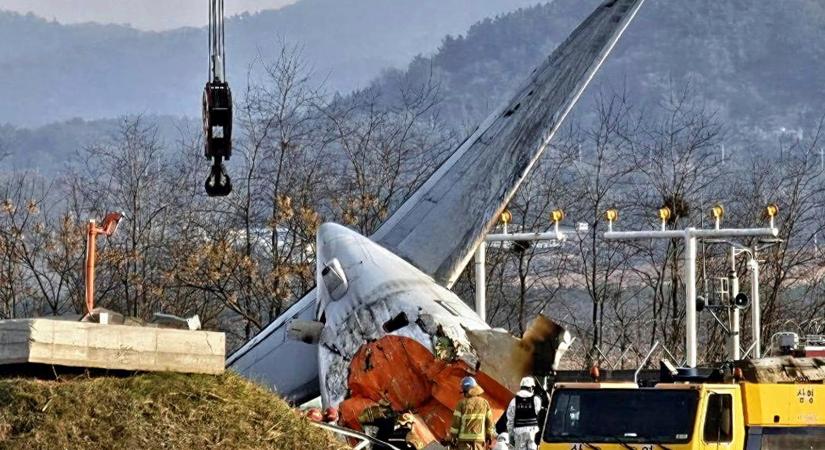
0;116;196;173
0;0;546;126
373;0;825;137
8;0;825;161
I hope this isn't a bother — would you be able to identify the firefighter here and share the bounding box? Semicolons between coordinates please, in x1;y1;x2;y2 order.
358;398;397;443
505;377;542;450
448;376;495;450
387;413;421;450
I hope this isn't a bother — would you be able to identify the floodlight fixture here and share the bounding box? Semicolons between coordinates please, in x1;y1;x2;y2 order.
604;208;619;232
658;206;672;231
710;203;725;229
764;203;779;229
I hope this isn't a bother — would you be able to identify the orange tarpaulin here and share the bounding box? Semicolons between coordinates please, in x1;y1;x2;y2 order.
340;335;511;442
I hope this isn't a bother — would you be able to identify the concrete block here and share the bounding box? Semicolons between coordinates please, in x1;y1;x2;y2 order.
0;318;225;375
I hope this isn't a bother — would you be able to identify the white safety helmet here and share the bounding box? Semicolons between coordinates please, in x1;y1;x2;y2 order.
520;376;536;389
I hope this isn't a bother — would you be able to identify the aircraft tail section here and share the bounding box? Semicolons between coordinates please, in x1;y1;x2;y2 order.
372;0;647;287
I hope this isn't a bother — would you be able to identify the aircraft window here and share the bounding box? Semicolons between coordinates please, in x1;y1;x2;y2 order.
703;393;733;443
383;312;410;333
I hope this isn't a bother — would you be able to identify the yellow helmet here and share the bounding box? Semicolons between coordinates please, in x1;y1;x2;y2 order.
398;413;416;426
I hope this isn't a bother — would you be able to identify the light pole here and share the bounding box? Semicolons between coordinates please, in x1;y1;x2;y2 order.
602;204;779;367
85;212;124;315
473;209;581;322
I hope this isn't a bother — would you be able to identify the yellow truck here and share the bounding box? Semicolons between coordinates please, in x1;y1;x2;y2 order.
539;357;825;450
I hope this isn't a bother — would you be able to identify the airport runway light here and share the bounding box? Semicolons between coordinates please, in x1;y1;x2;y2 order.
710;203;725;230
764;203;779;229
500;209;512;234
551;208;565;239
605;208;619;232
657;206;672;231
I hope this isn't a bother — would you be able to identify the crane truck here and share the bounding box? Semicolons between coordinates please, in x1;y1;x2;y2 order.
539;357;824;449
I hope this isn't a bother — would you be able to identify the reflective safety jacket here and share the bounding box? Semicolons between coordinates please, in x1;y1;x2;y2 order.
450;386;495;442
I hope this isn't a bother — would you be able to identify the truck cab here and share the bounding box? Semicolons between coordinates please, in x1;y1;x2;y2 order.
539;357;825;450
540;382;745;449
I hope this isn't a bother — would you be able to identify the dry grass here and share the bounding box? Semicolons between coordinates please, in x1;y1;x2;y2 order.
0;372;346;450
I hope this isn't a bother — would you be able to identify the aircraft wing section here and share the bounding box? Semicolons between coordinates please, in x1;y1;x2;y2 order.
372;0;646;287
225;291;320;403
227;0;645;403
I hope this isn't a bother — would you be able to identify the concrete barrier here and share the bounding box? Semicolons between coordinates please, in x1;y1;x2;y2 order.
0;318;225;375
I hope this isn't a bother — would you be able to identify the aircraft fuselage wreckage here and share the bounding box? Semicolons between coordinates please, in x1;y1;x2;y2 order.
227;0;646;442
314;223;572;435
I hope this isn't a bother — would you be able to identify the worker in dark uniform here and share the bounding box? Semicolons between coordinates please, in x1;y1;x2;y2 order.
505;377;542;450
358;398;397;444
386;413;422;450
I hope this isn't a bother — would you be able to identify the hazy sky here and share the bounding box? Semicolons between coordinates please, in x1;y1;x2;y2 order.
0;0;299;30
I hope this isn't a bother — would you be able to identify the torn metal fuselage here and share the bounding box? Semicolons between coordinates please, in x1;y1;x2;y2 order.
313;223;571;441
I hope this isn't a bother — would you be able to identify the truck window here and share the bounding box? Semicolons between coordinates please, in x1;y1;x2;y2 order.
543;389;698;444
703;393;733;443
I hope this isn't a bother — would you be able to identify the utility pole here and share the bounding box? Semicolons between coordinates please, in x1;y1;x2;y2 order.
602;203;779;368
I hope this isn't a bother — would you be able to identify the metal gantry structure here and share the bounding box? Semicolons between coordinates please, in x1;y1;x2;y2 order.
203;0;233;197
602;204;780;368
473;209;583;322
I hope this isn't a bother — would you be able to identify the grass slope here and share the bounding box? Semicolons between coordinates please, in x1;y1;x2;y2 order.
0;372;344;450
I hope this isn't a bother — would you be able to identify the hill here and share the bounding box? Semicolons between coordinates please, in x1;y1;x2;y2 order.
0;0;547;126
9;0;825;166
0;372;343;449
372;0;825;135
0;116;198;173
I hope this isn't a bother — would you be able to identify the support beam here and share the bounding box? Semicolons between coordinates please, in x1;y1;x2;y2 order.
749;258;761;358
729;247;741;361
475;227;580;321
486;229;574;242
474;242;487;322
685;233;698;367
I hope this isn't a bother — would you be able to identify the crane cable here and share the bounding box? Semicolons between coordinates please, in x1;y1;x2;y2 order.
209;0;226;82
203;0;233;197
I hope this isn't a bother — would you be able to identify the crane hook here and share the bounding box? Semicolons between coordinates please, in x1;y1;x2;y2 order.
205;158;232;197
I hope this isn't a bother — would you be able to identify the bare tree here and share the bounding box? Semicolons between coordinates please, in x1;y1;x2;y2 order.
327;73;454;235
